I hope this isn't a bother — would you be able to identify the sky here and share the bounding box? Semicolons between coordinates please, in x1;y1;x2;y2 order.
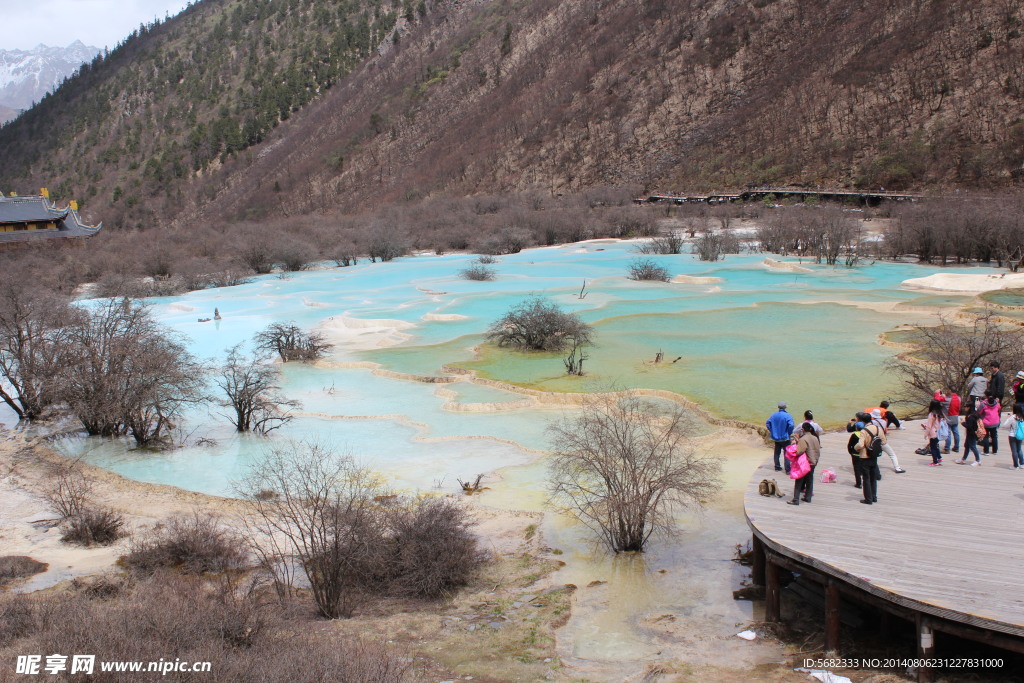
0;0;193;51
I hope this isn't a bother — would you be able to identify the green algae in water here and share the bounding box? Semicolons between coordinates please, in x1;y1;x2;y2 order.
455;302;904;427
979;288;1024;308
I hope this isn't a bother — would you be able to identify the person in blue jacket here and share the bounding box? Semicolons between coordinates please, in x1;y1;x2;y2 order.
766;402;795;472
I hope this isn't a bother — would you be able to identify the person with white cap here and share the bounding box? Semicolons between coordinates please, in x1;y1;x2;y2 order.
766;402;795;473
870;408;906;473
966;367;988;409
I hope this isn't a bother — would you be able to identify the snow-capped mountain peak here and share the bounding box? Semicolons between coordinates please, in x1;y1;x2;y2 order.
0;41;101;117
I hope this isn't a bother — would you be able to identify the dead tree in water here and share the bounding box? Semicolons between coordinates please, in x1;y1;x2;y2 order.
217;345;298;434
457;474;485;494
563;336;589;376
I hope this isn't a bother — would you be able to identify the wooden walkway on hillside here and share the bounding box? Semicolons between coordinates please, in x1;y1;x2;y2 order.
744;423;1024;681
639;187;925;205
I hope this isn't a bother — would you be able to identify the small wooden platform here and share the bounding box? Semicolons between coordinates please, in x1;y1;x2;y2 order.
745;422;1024;646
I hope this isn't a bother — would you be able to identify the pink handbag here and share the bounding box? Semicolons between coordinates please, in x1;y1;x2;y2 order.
789;453;811;479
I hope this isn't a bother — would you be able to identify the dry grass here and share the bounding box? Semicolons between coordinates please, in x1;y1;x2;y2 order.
0;573;414;682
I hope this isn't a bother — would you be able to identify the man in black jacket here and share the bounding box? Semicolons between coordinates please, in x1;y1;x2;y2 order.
991;362;1006;407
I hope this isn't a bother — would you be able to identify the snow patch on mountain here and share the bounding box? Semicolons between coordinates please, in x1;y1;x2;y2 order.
0;41;101;117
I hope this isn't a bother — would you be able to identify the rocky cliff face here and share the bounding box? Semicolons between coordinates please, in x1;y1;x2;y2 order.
0;41;100;117
0;0;1021;231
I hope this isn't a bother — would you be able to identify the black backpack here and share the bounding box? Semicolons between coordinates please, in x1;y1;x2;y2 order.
864;426;883;458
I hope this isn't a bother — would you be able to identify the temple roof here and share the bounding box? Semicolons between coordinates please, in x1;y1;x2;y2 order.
0;195;70;223
0;195;102;244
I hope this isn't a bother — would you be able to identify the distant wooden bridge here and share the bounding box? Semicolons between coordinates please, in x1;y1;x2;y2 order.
637;187;926;206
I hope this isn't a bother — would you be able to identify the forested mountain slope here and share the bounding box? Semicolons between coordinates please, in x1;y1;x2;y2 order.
1;0;1021;230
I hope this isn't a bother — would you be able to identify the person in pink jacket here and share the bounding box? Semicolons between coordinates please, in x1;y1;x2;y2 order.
922;399;944;465
979;391;1002;454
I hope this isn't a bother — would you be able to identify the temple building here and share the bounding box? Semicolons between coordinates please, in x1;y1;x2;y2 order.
0;191;102;249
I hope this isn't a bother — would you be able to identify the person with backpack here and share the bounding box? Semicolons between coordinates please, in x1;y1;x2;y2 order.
854;419;882;504
787;422;821;505
967;367;988;405
921;399;944;466
869;409;906;473
957;404;984;466
1002;404;1024;469
766;402;795;473
980;391;1002;454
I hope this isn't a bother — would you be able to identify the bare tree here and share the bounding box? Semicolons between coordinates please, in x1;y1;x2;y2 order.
885;310;1024;413
217;345;298;434
240;442;389;618
692;228;740;261
254;323;333;362
547;394;722;553
63;298;206;446
486;296;593;352
0;279;76;421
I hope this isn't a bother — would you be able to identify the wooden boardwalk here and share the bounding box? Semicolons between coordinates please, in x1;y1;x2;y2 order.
639;188;925;205
744;421;1024;674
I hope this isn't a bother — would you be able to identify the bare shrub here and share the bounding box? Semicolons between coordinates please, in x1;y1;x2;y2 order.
755;214;798;254
385;497;487;599
548;393;722;553
124;513;248;575
62;508;126;547
635;233;683;254
692;228;740;261
276;240;318;272
0;575;413;682
0;556;48;585
45;465;93;520
240;443;390;618
476;254;497;264
45;466;124;547
627;257;670;281
459;263;496;281
366;225;408;262
476;227;531;255
605;206;657;237
253;323;332;362
237;235;276;274
208;269;253;288
486;296;593;352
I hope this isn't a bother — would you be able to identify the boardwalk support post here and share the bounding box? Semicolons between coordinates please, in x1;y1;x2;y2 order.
917;614;936;683
751;535;766;586
825;580;841;653
765;555;780;622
